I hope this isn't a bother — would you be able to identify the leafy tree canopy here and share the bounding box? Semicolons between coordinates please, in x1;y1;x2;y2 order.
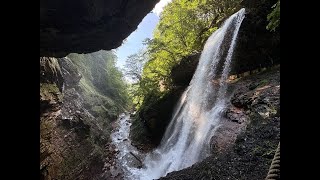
126;0;242;109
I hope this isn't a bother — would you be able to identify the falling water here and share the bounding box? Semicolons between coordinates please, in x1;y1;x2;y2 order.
112;8;246;180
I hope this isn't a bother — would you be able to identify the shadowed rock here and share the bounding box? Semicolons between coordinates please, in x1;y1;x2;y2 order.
40;0;160;57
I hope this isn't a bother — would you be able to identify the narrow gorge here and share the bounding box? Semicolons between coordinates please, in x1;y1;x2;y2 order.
40;0;280;179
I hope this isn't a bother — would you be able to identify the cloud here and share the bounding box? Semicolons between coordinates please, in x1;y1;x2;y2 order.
152;0;172;16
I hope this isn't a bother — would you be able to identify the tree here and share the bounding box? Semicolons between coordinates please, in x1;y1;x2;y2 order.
139;0;241;95
267;0;280;32
129;0;242;111
68;50;129;111
124;49;148;83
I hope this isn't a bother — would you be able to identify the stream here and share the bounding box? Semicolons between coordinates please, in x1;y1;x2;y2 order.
111;113;143;179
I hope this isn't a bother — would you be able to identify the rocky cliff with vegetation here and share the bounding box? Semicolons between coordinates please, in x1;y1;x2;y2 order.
130;0;279;149
128;0;280;178
40;1;163;176
40;51;129;180
40;0;280;179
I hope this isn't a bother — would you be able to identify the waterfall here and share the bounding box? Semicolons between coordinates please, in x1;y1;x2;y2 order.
115;8;246;180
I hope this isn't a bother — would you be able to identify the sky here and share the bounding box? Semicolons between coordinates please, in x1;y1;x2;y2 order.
114;0;172;69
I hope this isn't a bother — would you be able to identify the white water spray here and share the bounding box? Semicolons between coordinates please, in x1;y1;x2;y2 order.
112;8;246;180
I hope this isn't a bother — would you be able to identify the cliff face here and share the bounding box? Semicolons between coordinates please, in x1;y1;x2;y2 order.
40;56;123;180
40;0;159;57
40;57;64;114
171;53;201;87
230;0;280;74
40;0;155;176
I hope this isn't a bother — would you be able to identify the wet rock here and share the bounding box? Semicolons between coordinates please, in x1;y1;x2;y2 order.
109;146;114;152
105;162;111;168
171;53;201;86
57;57;82;88
225;106;248;124
110;166;121;178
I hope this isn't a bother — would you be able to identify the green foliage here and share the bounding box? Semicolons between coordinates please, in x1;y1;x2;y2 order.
123;49;148;109
67;51;129;120
128;0;242;110
124;49;147;83
267;0;280;32
40;83;63;102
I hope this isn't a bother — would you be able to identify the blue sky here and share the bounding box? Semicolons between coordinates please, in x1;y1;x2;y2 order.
114;13;159;69
114;0;172;69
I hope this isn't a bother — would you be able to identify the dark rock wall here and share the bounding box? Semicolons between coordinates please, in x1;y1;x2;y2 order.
171;53;201;87
40;57;117;180
138;87;186;145
40;57;63;114
40;57;64;90
230;0;280;75
40;0;160;57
